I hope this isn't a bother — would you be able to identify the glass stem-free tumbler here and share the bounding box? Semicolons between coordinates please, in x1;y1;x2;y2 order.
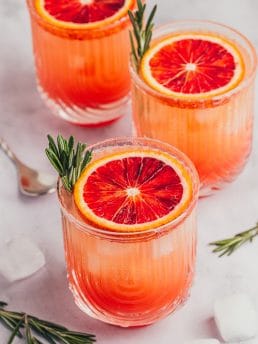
58;137;199;327
26;0;136;126
131;21;257;195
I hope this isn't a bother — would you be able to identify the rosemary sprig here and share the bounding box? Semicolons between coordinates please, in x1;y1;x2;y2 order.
45;134;92;193
210;222;258;257
0;301;96;344
128;0;157;71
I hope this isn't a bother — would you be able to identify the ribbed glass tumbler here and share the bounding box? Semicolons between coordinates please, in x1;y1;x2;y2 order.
58;138;199;327
131;21;257;195
26;0;135;126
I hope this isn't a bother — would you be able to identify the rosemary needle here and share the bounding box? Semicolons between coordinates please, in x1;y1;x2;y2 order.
210;222;258;257
0;301;96;344
45;134;92;193
128;0;157;71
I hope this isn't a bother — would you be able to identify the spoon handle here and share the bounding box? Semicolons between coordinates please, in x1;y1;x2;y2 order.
0;138;19;165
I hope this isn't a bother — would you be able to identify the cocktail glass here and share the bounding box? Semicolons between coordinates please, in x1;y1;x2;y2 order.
131;21;257;196
26;0;135;126
58;137;199;327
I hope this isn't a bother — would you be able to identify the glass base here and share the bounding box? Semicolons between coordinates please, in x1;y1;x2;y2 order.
199;156;251;197
199;183;224;197
68;269;194;327
38;86;130;126
72;286;190;328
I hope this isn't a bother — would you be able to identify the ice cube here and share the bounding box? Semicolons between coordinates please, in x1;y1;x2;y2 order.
214;293;258;342
153;233;174;258
185;339;220;344
0;237;45;282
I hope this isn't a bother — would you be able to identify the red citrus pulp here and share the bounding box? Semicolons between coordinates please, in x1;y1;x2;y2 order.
35;0;134;28
141;33;244;98
74;149;193;232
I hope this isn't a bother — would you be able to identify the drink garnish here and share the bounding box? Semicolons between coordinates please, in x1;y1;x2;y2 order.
210;222;258;256
45;134;92;193
128;0;157;71
141;33;244;98
35;0;135;29
74;148;193;232
0;301;96;344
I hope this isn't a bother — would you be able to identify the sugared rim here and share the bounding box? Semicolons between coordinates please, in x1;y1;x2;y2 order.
130;20;257;103
58;137;199;239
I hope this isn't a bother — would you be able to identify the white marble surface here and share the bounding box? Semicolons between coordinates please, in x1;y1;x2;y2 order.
1;0;258;343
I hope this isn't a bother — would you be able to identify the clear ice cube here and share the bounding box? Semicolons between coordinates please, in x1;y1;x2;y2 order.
0;237;45;282
214;293;258;342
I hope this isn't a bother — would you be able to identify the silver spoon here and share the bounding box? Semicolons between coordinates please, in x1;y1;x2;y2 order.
0;138;56;196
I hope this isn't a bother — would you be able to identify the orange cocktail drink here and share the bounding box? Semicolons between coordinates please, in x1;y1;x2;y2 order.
131;21;257;195
58;138;199;327
26;0;135;126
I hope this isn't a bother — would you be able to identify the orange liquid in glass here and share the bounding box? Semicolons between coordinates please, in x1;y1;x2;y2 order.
58;138;199;327
132;82;254;189
61;190;197;327
27;0;134;125
131;23;256;194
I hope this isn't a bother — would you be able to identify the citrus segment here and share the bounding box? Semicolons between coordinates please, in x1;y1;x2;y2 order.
141;34;244;98
35;0;134;29
74;150;193;232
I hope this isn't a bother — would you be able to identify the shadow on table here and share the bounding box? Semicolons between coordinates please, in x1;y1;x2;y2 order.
204;317;221;341
0;61;132;151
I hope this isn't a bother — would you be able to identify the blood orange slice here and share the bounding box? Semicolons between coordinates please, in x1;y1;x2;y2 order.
141;33;244;98
74;149;193;232
35;0;134;29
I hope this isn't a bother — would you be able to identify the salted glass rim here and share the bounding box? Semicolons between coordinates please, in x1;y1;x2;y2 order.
130;19;258;102
26;0;133;33
57;137;199;239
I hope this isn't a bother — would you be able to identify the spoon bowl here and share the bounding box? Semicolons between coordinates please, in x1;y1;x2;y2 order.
0;138;56;196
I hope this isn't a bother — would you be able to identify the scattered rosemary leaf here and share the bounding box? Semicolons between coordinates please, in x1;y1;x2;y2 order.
0;301;96;344
210;222;258;256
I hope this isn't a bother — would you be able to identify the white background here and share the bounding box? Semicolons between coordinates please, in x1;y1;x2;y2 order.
0;0;258;343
